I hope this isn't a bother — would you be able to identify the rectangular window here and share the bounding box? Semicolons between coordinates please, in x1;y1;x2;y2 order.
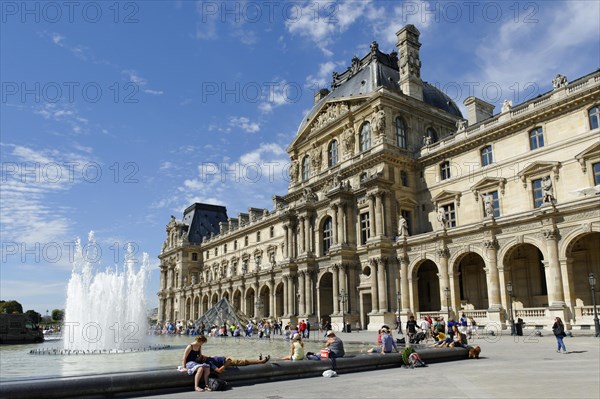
360;213;370;245
191;253;198;261
234;240;238;250
214;248;218;256
257;231;261;242
400;171;408;186
206;251;209;260
593;162;600;185
529;127;544;150
440;161;451;180
245;236;249;246
223;244;227;254
481;145;493;167
442;203;456;228
401;210;412;235
270;226;275;238
532;177;544;208
483;191;500;217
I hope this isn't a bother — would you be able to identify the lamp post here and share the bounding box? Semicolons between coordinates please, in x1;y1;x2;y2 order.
338;289;348;332
444;287;451;321
507;281;515;336
396;291;402;334
588;273;600;337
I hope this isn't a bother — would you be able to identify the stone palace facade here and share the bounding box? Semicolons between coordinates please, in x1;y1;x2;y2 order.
158;25;600;331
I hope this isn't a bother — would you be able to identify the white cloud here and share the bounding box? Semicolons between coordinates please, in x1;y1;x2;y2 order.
469;1;600;109
143;89;164;96
34;103;89;135
122;70;164;96
229;116;260;133
305;60;340;90
0;144;97;248
156;143;291;216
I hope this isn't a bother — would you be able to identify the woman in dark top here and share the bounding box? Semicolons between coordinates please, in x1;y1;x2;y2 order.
552;317;568;354
181;335;211;392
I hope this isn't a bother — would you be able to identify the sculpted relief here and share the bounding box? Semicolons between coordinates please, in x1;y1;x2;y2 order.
310;102;349;132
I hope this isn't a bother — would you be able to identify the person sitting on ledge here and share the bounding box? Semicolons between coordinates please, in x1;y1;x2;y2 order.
380;327;398;354
197;354;270;374
367;329;384;353
282;333;305;361
449;325;468;348
180;335;211;392
430;330;447;347
325;330;345;370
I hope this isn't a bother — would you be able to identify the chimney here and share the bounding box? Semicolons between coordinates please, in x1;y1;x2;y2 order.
314;88;330;104
463;96;495;125
396;24;423;101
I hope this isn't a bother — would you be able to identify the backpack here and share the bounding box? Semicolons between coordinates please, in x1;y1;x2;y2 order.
207;377;229;391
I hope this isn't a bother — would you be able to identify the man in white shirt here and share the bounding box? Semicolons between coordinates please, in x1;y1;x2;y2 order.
419;317;431;341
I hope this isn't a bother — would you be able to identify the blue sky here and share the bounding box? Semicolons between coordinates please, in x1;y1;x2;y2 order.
1;0;599;315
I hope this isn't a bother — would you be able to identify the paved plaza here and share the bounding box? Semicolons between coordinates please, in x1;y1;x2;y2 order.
136;330;600;399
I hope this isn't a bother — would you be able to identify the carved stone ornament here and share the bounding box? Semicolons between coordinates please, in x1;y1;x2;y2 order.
436;248;450;258
310;102;349;132
552;74;568;89
456;119;467;133
372;106;386;138
342;123;356;155
310;144;323;171
542;228;558;240
501;99;512;113
483;239;499;250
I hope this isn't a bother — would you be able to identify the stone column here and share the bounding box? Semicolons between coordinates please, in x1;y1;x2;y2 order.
283;226;289;258
337;204;345;245
158;296;165;324
484;239;502;309
298;271;306;315
560;258;575;322
368;194;376;237
544;228;565;306
291;226;297;259
400;256;410;313
375;193;383;237
332;265;340;314
408;277;418;314
377;258;388;312
437;249;450;311
288;275;295;316
340;203;347;244
267;279;275;317
304;217;311;254
282;276;289;316
332;205;339;245
370;260;379;312
298;216;305;254
305;271;313;315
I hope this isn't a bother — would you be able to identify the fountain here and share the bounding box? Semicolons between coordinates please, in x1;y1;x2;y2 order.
62;232;151;352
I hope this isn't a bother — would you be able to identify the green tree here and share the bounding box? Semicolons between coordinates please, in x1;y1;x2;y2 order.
0;300;23;314
51;309;65;321
25;309;42;324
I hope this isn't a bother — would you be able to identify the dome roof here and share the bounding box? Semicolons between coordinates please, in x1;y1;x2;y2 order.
296;45;462;135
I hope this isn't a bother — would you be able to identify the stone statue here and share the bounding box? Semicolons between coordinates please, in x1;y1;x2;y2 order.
397;215;409;237
437;207;447;228
270;253;276;267
372;107;386;137
343;124;355;155
501;99;512;113
552;74;568;89
333;173;344;189
310;144;322;172
303;187;317;202
482;193;495;218
456;119;467;133
542;176;555;204
289;157;299;183
422;135;432;147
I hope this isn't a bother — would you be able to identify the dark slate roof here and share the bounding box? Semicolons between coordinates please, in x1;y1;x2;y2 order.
182;203;228;244
297;44;462;135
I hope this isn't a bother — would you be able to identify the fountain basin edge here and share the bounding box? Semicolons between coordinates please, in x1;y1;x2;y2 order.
0;348;468;398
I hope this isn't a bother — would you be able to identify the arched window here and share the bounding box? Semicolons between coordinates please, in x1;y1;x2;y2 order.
322;217;333;254
302;155;310;180
480;145;493;166
426;127;438;143
589;105;600;130
396;117;407;149
360;122;371;151
328;140;338;167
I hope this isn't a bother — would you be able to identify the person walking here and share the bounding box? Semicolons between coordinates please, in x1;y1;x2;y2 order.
552;317;568;353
